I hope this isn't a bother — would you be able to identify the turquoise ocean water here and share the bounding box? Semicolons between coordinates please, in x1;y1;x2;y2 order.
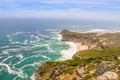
0;30;69;80
0;19;120;80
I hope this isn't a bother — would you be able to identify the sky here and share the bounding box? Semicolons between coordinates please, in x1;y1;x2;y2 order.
0;0;120;21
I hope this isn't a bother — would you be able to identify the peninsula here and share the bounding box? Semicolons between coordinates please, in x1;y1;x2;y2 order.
35;29;120;80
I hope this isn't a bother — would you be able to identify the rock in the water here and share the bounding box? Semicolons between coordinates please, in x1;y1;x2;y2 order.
96;61;116;76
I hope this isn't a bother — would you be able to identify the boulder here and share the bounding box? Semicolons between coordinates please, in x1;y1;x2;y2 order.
76;65;87;78
97;71;118;80
96;75;107;80
96;61;116;76
103;71;118;80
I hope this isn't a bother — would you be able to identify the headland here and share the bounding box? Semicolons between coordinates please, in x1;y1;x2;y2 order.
35;29;120;80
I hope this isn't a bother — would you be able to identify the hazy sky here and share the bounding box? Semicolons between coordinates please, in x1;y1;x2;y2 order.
0;0;120;20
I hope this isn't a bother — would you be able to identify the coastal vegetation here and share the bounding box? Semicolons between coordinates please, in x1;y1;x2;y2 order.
35;30;120;80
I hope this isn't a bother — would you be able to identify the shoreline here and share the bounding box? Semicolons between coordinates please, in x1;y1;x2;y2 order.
57;31;90;61
56;29;119;61
57;33;78;60
35;29;120;80
57;32;89;61
59;41;78;60
59;42;89;61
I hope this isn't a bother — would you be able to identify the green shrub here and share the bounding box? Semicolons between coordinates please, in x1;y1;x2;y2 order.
72;76;77;80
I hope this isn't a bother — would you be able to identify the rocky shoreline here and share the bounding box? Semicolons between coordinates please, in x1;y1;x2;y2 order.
60;29;120;50
35;29;120;80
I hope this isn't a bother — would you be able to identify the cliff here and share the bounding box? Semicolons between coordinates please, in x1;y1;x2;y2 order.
35;29;120;80
60;29;120;50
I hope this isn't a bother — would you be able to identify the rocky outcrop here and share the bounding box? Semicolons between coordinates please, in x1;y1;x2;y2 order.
97;71;118;80
35;62;51;80
60;29;120;50
35;30;120;80
35;60;120;80
96;61;119;80
96;75;108;80
50;65;67;78
96;61;117;76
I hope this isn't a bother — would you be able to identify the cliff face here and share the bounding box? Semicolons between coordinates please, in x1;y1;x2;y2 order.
60;29;120;49
35;30;120;80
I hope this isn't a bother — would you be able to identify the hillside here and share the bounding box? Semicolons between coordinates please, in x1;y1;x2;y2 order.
35;30;120;80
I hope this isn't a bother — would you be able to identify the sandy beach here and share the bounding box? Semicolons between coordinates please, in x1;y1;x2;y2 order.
59;41;89;61
76;43;89;51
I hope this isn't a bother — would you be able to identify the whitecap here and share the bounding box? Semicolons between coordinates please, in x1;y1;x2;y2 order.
0;63;25;79
14;55;41;66
23;40;28;44
45;29;57;32
46;45;54;53
14;56;34;66
0;46;9;49
1;56;13;63
57;34;62;41
2;50;9;54
59;42;78;61
2;48;20;53
11;41;20;44
15;32;24;35
21;61;41;69
85;29;109;33
0;63;15;74
41;55;51;60
16;54;24;60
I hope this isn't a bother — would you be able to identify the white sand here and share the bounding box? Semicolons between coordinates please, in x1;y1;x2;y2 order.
59;42;78;60
59;42;88;61
76;43;88;51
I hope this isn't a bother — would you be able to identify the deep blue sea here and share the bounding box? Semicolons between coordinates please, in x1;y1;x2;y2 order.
0;18;120;80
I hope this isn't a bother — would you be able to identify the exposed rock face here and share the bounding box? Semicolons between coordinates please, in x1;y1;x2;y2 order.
35;62;51;80
76;64;95;80
50;65;67;78
76;65;87;78
103;71;118;80
97;71;118;80
35;61;119;80
60;29;120;50
96;61;119;80
96;61;117;76
35;30;120;80
96;75;108;80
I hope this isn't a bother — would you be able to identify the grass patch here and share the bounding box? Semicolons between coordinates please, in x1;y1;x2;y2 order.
37;47;120;78
77;47;120;61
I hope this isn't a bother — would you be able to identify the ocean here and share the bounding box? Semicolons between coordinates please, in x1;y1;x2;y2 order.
0;18;120;80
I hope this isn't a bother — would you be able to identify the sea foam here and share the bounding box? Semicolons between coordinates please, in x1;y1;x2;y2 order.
0;63;25;79
85;29;109;33
59;42;78;60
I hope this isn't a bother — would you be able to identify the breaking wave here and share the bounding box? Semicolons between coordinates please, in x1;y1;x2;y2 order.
0;30;68;80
